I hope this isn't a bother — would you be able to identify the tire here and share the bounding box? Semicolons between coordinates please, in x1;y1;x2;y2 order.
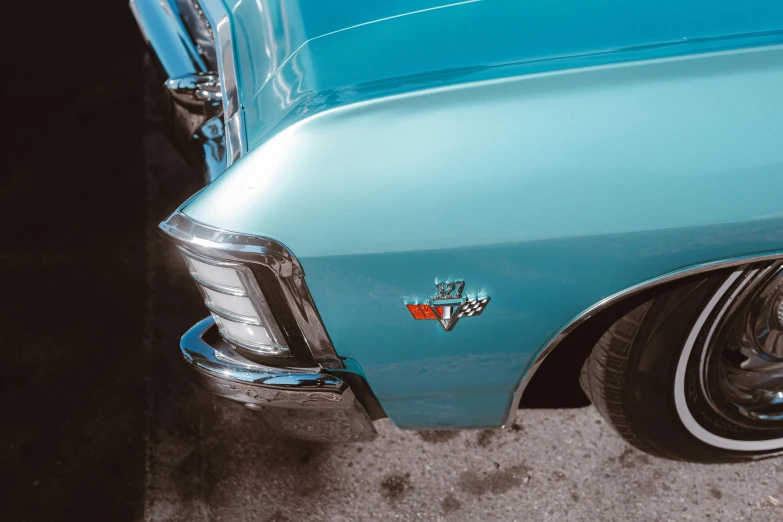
580;264;783;462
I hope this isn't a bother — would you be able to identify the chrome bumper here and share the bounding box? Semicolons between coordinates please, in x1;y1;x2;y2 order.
181;317;378;442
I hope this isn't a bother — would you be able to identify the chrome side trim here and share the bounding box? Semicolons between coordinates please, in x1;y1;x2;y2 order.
224;111;244;165
198;0;246;165
182;317;377;442
503;251;783;427
161;212;344;369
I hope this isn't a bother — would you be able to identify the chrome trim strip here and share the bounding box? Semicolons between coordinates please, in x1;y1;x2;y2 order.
502;251;783;428
217;328;285;355
182;317;377;441
197;0;245;165
161;212;344;369
164;212;301;275
224;111;244;164
204;302;260;326
188;273;245;296
178;245;242;268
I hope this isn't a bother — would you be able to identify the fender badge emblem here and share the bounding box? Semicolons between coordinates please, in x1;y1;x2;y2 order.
405;281;490;331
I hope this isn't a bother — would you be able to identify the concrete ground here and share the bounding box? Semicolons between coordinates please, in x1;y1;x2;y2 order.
2;2;782;521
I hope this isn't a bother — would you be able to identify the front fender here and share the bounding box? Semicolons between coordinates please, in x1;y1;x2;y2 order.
181;44;783;429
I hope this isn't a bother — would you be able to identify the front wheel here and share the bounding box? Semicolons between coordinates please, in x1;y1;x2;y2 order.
580;260;783;462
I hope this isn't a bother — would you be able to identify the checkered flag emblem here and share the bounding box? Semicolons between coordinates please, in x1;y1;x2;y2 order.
405;281;490;330
456;298;490;317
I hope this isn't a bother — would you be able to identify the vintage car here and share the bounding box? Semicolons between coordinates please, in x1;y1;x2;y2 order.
131;0;783;462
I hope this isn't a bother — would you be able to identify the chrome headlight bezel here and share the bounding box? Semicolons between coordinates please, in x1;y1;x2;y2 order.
160;212;343;369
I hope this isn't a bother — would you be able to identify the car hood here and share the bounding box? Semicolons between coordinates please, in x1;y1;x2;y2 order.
223;0;783;151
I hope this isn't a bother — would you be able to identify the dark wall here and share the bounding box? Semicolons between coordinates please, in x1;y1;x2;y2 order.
1;3;147;520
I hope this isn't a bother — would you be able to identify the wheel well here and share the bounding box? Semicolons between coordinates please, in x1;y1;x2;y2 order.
518;274;707;408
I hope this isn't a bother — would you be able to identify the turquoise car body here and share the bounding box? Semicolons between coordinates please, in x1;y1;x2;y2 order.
158;0;783;429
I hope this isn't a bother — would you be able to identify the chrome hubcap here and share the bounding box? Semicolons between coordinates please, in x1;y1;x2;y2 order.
713;265;783;423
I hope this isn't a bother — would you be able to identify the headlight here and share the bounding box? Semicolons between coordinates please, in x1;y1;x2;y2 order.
159;211;343;369
180;248;289;356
